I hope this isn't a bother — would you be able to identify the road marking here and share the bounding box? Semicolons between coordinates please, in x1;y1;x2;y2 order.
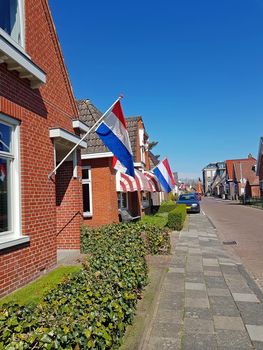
201;209;206;216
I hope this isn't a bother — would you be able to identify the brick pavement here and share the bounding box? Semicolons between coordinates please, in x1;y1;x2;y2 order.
141;213;263;350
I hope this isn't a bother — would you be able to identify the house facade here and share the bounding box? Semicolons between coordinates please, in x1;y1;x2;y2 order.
77;100;162;226
202;163;218;195
0;0;84;297
257;137;263;196
226;156;259;199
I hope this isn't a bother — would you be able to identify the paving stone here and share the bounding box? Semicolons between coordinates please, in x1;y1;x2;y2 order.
184;307;213;320
207;287;230;296
203;258;219;266
146;336;181;350
182;334;217;350
185;282;206;291
155;309;183;324
209;296;240;316
205;277;228;289
185;289;208;298
232;293;260;303
246;325;263;342
204;270;223;277
151;321;181;338
168;267;185;273
253;341;263;350
213;316;245;330
185;297;209;308
216;330;253;349
237;302;263;325
184;318;214;334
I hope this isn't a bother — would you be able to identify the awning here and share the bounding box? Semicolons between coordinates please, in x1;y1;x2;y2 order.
116;169;151;193
135;169;151;192
144;171;162;192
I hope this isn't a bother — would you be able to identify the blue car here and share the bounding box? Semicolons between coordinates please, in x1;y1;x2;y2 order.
176;193;200;213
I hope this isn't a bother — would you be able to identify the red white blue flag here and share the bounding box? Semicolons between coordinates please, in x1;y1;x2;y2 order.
96;101;135;177
153;158;175;193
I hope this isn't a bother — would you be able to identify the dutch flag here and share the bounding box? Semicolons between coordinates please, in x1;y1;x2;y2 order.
153;158;175;193
96;101;135;177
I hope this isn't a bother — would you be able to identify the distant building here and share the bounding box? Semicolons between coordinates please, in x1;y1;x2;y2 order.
202;163;218;194
256;137;263;196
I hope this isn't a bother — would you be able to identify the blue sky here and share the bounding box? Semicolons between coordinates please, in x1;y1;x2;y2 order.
50;0;263;179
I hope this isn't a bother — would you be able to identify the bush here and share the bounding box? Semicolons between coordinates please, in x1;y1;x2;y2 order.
157;200;176;214
134;222;171;255
0;224;148;350
167;204;187;231
140;214;167;228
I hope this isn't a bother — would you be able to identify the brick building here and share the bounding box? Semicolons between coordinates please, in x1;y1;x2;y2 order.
77;100;162;226
256;137;263;196
0;0;86;296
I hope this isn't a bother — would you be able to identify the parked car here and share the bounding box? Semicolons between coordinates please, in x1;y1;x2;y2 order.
176;193;200;213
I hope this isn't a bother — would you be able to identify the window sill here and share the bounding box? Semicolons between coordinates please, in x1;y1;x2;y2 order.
0;235;30;250
0;32;46;89
83;212;92;218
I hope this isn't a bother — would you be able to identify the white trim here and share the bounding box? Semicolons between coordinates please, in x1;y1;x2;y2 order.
81;152;113;160
0;32;46;88
134;162;145;168
73;150;77;178
0;113;22;242
49;128;87;148
0;235;29;250
82;166;93;217
72;120;89;133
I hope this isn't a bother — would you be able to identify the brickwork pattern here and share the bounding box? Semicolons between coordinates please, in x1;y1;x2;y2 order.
0;0;81;297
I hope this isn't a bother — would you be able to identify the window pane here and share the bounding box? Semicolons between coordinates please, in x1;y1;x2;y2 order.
82;168;90;180
0;158;9;232
0;0;21;45
0;122;12;153
83;184;90;213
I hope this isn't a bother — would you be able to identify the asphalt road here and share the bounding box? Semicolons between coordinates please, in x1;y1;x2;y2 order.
201;197;263;290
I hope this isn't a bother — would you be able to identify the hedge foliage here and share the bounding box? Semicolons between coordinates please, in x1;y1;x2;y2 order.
0;224;148;350
167;204;187;231
0;222;171;350
157;200;176;214
134;223;171;255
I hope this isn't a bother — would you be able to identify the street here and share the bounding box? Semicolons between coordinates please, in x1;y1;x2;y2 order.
201;197;263;290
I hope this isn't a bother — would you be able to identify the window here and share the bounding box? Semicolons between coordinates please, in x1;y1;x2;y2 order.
0;114;23;247
82;166;92;217
118;192;128;209
0;0;24;46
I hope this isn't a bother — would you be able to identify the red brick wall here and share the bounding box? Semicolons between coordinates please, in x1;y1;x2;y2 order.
0;0;81;297
82;158;119;227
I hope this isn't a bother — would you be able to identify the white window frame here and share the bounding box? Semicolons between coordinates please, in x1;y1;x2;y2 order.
118;192;128;210
0;113;28;250
0;0;25;49
82;165;93;218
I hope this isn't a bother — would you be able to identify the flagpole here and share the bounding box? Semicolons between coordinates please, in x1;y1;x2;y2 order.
48;95;123;179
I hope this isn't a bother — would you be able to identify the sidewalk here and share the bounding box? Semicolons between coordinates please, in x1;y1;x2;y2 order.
141;213;263;350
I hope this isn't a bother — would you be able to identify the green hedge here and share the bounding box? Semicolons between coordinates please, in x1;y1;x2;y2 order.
167;204;187;231
0;224;148;350
134;223;171;255
157;200;176;214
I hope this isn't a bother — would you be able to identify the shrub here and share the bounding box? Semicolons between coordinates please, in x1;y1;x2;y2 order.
134;222;171;255
157;200;176;214
0;224;148;350
167;204;187;231
140;214;168;228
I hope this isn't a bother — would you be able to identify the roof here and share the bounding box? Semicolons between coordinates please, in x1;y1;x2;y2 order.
77;100;142;159
149;151;160;169
226;157;256;180
232;158;259;185
77;99;108;154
